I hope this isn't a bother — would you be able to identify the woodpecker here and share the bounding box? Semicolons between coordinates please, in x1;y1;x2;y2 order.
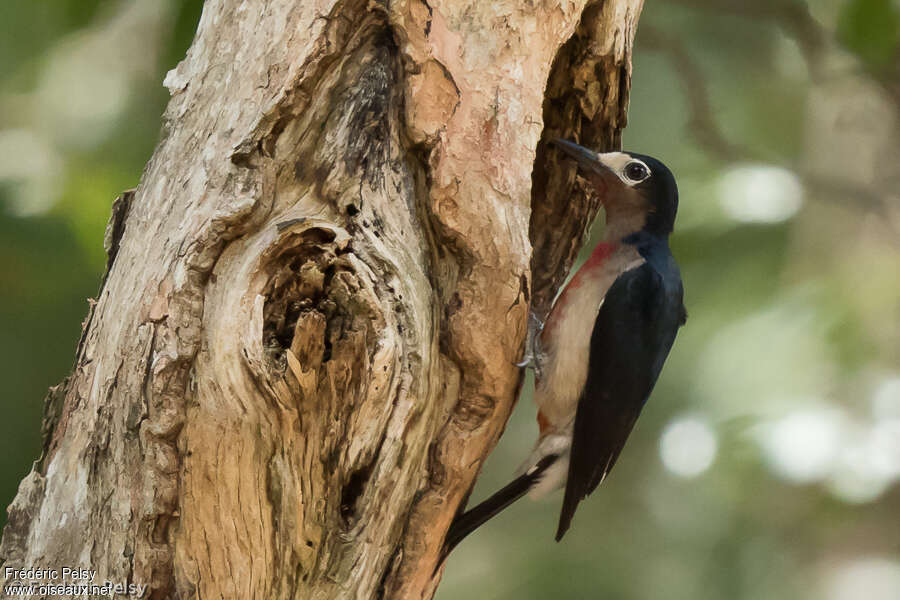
443;139;687;555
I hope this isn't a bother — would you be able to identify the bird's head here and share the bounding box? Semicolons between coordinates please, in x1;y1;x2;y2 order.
551;139;678;239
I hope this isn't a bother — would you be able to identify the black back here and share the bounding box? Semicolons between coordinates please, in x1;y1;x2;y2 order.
556;234;685;540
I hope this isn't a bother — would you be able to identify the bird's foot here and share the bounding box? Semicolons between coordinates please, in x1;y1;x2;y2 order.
516;312;545;379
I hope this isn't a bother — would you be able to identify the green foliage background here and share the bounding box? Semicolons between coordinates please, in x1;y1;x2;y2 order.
1;1;898;598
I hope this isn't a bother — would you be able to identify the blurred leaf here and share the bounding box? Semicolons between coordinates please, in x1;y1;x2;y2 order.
163;0;205;71
54;161;133;270
0;0;113;87
0;202;99;529
838;0;900;71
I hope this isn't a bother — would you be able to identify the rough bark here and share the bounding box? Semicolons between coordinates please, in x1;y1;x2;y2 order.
1;0;642;598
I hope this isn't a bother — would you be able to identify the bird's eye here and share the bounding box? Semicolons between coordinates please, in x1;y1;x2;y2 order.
624;161;649;182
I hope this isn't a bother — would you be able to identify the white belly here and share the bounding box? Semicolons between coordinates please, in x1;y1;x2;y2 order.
534;247;644;432
516;246;644;497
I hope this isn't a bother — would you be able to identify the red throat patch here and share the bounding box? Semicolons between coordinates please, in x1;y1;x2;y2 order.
546;242;618;313
540;241;618;344
537;410;551;435
581;241;617;271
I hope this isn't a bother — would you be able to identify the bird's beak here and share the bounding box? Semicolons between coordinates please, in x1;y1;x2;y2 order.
550;138;604;171
550;138;618;197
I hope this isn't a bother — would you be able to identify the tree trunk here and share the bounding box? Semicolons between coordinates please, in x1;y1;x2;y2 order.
1;0;641;598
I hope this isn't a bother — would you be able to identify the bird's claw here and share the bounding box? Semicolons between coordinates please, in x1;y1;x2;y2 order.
517;313;545;379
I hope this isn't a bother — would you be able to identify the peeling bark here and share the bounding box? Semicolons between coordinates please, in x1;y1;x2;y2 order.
1;0;642;598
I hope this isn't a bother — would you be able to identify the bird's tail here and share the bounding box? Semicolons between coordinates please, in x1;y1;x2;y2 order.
441;454;558;559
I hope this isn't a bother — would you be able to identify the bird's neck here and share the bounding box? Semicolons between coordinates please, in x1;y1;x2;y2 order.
602;204;647;243
547;206;655;332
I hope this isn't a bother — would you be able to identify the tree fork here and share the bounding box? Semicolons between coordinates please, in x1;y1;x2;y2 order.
0;0;643;598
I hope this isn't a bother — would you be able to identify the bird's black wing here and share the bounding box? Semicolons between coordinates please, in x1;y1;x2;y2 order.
556;259;683;541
